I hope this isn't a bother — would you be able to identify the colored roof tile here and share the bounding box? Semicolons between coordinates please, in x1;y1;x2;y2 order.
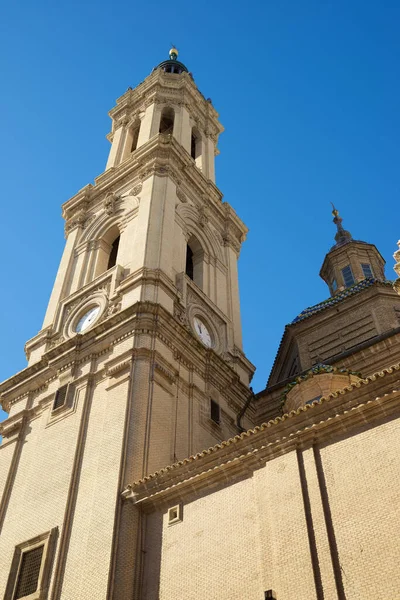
291;278;393;324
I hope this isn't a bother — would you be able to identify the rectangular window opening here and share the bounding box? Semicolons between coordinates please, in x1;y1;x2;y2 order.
52;384;69;412
14;545;44;599
341;265;355;288
361;263;373;278
5;529;58;600
168;504;182;525
210;399;221;424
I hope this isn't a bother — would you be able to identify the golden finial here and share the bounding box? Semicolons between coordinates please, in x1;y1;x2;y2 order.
331;202;339;217
169;46;179;60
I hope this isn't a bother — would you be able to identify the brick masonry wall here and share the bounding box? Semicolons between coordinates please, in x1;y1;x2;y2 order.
141;415;400;600
0;385;83;597
320;417;400;598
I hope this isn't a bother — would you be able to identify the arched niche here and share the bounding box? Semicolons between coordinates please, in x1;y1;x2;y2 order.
186;235;204;289
159;107;175;135
191;126;203;170
94;224;121;278
176;204;224;264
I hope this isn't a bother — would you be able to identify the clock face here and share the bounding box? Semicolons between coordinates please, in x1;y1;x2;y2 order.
75;306;101;333
193;317;212;347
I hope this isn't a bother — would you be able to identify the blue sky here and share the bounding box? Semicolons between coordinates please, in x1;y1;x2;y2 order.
1;0;399;422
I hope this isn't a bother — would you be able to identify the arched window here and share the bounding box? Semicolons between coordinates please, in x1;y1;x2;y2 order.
186;244;194;280
185;236;204;289
190;127;202;169
107;235;120;270
159;107;175;135
92;226;121;280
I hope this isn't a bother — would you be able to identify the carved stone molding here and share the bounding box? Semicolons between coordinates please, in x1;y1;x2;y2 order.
116;117;129;130
155;165;169;176
65;210;87;235
83;213;96;229
103;191;118;216
47;335;66;350
213;229;224;246
174;302;188;327
199;207;209;228
105;299;122;318
176;187;187;204
0;411;28;439
223;235;241;255
130;182;142;196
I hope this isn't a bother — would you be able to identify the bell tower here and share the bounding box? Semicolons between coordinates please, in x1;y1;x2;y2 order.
0;50;254;600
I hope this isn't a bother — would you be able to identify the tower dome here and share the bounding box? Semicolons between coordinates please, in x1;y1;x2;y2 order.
320;205;386;296
154;47;189;74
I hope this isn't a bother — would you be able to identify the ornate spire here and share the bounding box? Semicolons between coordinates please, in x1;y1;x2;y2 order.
331;203;352;247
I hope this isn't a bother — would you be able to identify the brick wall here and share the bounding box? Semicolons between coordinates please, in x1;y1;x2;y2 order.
141;415;400;600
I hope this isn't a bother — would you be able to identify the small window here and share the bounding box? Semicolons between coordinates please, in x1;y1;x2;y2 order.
52;384;69;411
14;545;44;599
210;399;221;424
341;265;355;287
168;504;182;525
5;529;58;600
361;263;373;278
331;278;338;292
107;236;120;270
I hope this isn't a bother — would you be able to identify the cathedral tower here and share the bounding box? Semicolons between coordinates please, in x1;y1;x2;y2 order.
0;50;254;600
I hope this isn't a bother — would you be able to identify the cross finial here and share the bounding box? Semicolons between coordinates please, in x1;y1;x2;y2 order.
330;204;352;246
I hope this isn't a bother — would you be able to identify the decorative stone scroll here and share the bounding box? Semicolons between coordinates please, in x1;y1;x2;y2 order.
65;210;87;235
173;302;188;326
103;191;117;216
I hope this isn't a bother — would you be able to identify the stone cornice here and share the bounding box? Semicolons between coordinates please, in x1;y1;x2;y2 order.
124;363;400;510
0;409;30;440
61;134;248;246
108;70;223;141
0;301;252;413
